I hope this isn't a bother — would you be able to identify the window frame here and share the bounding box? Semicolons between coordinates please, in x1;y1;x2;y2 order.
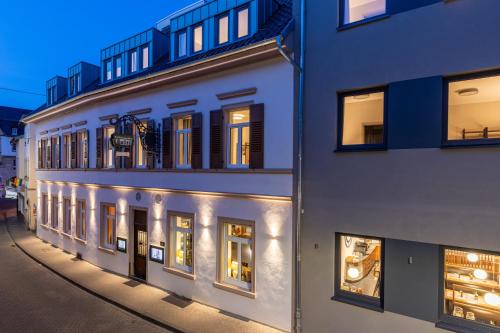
235;5;250;40
115;56;122;78
105;59;113;81
100;203;116;250
192;24;204;54
75;199;87;241
338;0;389;30
442;69;500;148
51;195;59;230
134;120;147;168
62;133;71;168
141;45;149;70
103;126;115;169
166;211;195;276
62;197;71;235
77;130;88;169
337;87;388;152
175;116;192;169
176;29;188;58
129;49;138;74
333;232;385;312
226;109;250;169
216;13;230;46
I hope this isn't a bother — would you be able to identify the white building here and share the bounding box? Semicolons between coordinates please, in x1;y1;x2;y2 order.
22;0;295;331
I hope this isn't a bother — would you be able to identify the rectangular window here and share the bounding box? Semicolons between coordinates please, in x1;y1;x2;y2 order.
130;50;138;73
78;131;88;168
227;108;250;168
70;76;76;95
442;248;500;331
338;89;386;150
175;117;192;168
75;73;80;92
135;121;147;168
219;220;254;291
106;60;112;81
168;213;194;274
76;199;86;240
63;133;71;168
63;198;71;234
51;195;59;229
335;234;383;310
341;0;386;26
101;204;116;249
142;46;149;69
178;31;187;57
193;25;203;53
115;57;122;78
237;7;249;38
218;15;229;45
41;194;48;225
446;72;500;145
104;127;115;168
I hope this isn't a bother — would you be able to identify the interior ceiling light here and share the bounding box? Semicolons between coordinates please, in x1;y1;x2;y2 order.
353;94;370;100
467;253;479;263
456;88;479;96
473;269;488;280
484;293;500;307
347;267;360;279
233;114;245;120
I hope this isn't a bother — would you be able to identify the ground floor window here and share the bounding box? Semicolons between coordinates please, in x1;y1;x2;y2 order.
51;195;59;229
76;200;86;240
63;198;71;234
168;212;194;274
41;194;48;225
443;247;500;330
100;204;116;249
334;233;383;310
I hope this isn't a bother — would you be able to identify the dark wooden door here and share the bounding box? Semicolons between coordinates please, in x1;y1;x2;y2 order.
133;210;148;280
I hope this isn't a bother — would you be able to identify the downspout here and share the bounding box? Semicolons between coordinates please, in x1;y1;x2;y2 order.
276;0;305;330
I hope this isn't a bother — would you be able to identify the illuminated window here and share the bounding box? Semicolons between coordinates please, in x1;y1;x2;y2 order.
78;131;88;168
218;15;229;45
168;213;194;274
62;133;71;168
341;0;386;25
175;117;192;168
76;199;86;240
220;220;254;291
178;30;187;57
339;89;386;149
41;194;48;225
447;73;500;144
227;108;250;168
104;127;115;168
135;121;147;168
130;50;138;73
193;25;203;53
142;46;149;69
237;7;249;38
443;248;500;330
106;60;112;81
63;198;71;234
51;195;59;229
335;234;383;310
101;204;116;249
115;57;122;78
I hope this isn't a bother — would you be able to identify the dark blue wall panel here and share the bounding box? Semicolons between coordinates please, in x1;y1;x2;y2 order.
387;76;443;149
389;0;442;16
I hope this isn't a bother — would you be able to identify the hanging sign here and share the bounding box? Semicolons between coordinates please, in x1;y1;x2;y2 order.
111;134;134;148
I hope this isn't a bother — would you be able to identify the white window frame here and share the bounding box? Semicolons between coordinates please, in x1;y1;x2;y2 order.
78;131;88;169
101;204;116;249
63;197;71;234
104;126;115;168
76;199;86;241
169;213;194;273
222;222;254;291
227;115;250;169
142;46;149;69
175;117;192;169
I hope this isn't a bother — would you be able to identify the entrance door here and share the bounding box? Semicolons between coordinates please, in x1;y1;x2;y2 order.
133;210;148;280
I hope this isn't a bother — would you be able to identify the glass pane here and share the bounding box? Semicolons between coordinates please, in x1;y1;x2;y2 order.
185;232;193;268
238;8;249;38
176;231;185;265
227;241;239;279
342;91;384;145
178;32;187;57
107;206;116;216
176;216;192;229
131;51;137;72
344;0;386;25
194;26;203;52
218;16;229;44
142;46;149;69
106;61;112;80
339;235;382;298
230;127;239;165
448;75;500;141
241;126;250;165
444;249;500;328
227;224;252;239
241;243;252;283
187;131;192;165
116;57;122;77
107;218;113;244
229;109;250;124
178;132;185;165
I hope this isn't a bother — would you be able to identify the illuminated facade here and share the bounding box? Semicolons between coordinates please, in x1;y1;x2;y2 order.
23;1;294;331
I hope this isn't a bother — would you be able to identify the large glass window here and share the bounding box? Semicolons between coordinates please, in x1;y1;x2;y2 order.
193;25;203;53
101;204;116;249
335;234;383;309
227;108;250;168
447;73;500;144
62;133;71;168
104;127;115;168
443;248;500;330
63;198;71;235
175;117;192;168
51;195;59;229
142;46;149;69
76;199;86;240
178;31;187;58
130;50;138;73
169;214;194;274
341;0;386;25
237;7;249;38
221;222;254;291
218;15;229;45
339;90;385;149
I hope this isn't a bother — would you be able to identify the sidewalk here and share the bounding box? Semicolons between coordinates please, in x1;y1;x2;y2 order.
5;217;284;333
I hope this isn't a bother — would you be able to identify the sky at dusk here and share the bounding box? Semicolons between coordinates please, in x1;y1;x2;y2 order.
0;0;195;110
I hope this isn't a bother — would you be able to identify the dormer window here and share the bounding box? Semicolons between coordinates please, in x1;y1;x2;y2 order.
177;30;187;58
69;75;79;96
105;60;112;81
141;46;149;69
236;7;249;39
193;25;203;53
217;14;229;45
115;57;122;78
130;50;138;73
11;128;18;136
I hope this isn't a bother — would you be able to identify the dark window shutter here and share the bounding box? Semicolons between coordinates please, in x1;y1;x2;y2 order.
191;113;203;169
250;103;264;169
71;132;77;169
210;110;224;169
38;140;42;169
84;130;89;168
162;117;173;169
124;123;133;169
51;137;58;168
96;127;103;169
56;136;61;169
146;120;156;169
47;139;52;169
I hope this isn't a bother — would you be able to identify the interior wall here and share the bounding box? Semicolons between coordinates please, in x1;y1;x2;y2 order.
448;101;500;140
342;99;384;145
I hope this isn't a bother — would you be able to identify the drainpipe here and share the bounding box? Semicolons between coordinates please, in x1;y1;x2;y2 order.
276;0;305;331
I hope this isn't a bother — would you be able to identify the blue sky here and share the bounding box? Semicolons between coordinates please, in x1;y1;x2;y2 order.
0;0;195;110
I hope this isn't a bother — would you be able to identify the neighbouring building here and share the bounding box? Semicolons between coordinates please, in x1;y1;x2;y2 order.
22;0;295;331
300;1;500;333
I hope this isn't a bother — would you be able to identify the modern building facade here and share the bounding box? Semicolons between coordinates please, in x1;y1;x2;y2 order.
22;0;295;331
300;1;500;333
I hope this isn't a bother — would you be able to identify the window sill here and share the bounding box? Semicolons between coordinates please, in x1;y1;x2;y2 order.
335;144;387;153
74;237;87;245
47;226;60;233
213;281;255;299
331;294;383;313
97;246;116;255
436;317;491;333
61;232;73;239
163;267;196;281
337;14;390;31
442;139;500;149
37;168;291;174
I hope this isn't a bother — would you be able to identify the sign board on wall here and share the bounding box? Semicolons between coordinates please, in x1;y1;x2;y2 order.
149;245;164;264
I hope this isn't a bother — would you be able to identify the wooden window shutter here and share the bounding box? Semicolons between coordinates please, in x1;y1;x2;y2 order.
70;132;77;169
96;127;103;169
249;103;265;169
37;140;42;169
47;138;52;169
56;136;61;169
210;110;224;169
124;123;133;169
162;117;173;169
191;113;203;169
146;120;156;169
84;130;89;168
51;137;58;168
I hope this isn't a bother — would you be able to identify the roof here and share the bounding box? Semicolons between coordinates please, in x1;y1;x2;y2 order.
29;0;292;117
0;106;29;136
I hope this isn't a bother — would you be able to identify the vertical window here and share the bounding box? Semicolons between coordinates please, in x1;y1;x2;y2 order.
51;195;59;229
338;89;386;150
130;50;138;73
104;127;115;168
442;248;500;331
168;213;194;274
218;15;229;45
135;122;147;168
237;7;249;38
41;194;48;225
63;198;71;234
220;221;254;291
47;87;53;105
101;204;116;249
193;25;203;53
63;133;71;168
11;128;17;136
142;46;149;69
341;0;386;25
178;31;187;58
175;117;192;168
115;57;122;78
75;73;80;92
76;199;86;240
227;108;250;168
70;76;76;95
335;234;383;310
78;131;88;168
106;60;112;81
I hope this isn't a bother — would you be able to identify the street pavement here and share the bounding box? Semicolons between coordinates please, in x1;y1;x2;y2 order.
0;201;171;333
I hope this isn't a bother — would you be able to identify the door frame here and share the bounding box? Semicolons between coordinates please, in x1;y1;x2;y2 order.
128;205;149;281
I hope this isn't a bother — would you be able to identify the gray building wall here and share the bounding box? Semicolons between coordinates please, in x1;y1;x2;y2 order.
300;1;500;332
